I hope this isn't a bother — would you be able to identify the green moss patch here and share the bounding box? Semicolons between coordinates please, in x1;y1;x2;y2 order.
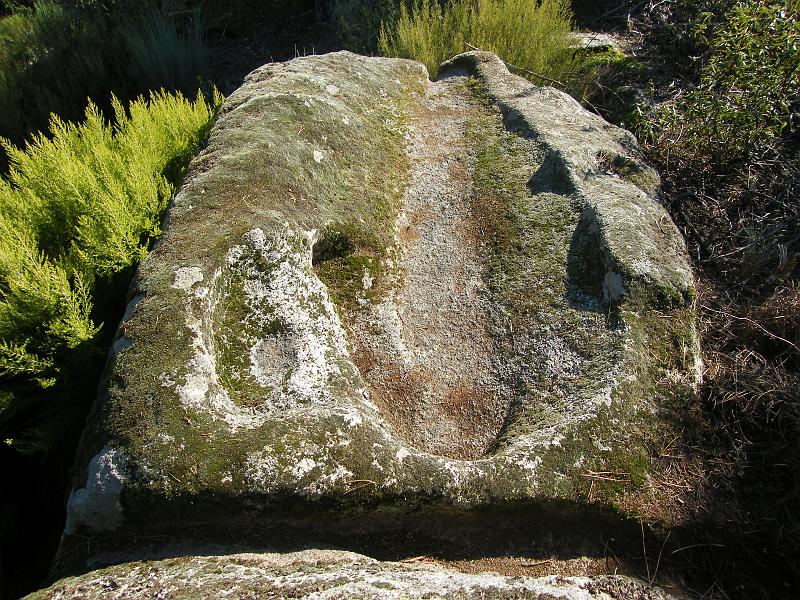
312;221;394;311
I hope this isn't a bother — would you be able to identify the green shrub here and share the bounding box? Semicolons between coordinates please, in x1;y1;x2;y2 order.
0;0;34;14
0;0;213;165
644;0;799;167
0;88;221;450
379;0;581;82
0;1;111;148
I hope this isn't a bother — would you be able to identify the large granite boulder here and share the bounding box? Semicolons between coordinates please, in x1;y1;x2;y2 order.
56;51;698;575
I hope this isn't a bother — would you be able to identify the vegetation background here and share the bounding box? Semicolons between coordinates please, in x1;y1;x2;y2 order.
0;0;796;598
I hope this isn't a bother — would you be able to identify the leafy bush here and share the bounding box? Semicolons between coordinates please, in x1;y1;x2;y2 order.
378;0;582;84
0;88;221;450
619;3;800;592
643;0;799;167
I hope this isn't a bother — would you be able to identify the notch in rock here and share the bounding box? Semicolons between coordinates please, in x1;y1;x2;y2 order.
312;224;355;265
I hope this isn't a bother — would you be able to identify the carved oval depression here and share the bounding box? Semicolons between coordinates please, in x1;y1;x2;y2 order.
323;58;641;463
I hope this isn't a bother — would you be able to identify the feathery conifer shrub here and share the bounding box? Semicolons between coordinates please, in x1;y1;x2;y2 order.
0;1;111;150
0;89;221;451
0;0;212;168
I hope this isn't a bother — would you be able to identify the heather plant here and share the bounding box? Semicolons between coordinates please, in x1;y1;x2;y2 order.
0;89;221;450
0;1;111;149
0;0;34;14
378;0;582;83
0;0;212;165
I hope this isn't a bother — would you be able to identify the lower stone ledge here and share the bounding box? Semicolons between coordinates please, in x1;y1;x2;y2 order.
33;548;683;599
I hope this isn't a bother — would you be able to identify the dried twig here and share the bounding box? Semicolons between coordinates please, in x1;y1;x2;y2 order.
401;555;433;563
581;470;631;482
521;559;553;568
343;479;377;495
651;531;671;585
641;522;651;583
671;543;726;554
700;303;800;354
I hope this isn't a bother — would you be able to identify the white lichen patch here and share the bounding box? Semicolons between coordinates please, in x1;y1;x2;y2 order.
172;266;204;290
293;457;318;479
175;349;215;409
631;257;654;276
234;227;358;408
437;458;497;502
169;226;371;429
246;434;355;497
245;449;280;489
159;370;177;387
361;269;374;290
249;335;296;389
64;446;128;534
537;334;582;380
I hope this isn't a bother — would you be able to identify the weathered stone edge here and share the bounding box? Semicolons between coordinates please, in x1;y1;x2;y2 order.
440;51;695;308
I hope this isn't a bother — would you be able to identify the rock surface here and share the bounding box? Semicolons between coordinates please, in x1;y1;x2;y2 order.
30;550;682;599
56;51;698;573
570;32;625;53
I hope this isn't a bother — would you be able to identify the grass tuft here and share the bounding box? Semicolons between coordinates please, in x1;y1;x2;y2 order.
379;0;582;84
124;9;209;96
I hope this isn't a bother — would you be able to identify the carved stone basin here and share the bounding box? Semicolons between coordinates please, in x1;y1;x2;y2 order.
58;51;698;572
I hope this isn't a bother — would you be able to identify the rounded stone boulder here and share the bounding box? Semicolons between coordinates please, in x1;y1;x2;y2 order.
55;51;698;576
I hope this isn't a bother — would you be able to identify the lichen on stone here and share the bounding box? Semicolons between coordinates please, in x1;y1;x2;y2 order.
29;550;681;600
